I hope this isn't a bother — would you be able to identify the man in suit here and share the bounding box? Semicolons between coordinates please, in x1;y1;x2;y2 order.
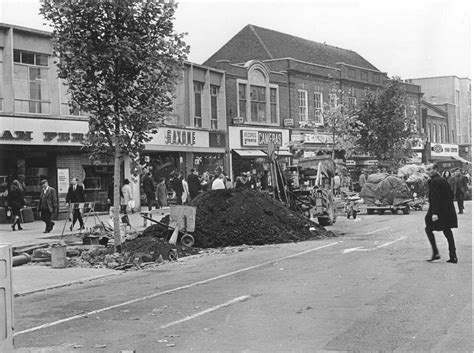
425;163;458;264
454;168;468;214
66;177;86;231
142;171;156;211
187;168;201;200
38;179;58;233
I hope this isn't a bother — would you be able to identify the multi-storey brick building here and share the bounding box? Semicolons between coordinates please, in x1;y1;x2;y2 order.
0;23;227;216
408;76;471;164
204;24;423;171
212;60;291;181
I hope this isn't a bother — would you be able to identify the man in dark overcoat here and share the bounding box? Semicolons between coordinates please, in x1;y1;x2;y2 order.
425;163;458;263
38;179;58;233
142;171;156;211
453;168;468;214
187;169;201;200
66;177;86;230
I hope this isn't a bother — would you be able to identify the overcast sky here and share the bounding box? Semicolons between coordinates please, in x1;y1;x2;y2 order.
1;0;471;79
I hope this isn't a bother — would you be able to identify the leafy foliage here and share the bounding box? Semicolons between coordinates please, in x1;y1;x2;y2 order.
357;78;417;165
41;0;188;251
41;0;189;160
323;85;364;159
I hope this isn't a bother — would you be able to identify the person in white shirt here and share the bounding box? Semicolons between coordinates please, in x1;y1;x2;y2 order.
181;175;190;204
211;173;226;190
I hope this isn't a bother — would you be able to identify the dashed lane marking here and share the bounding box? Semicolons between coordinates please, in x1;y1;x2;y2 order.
343;236;407;254
14;241;342;336
158;295;252;330
365;227;390;235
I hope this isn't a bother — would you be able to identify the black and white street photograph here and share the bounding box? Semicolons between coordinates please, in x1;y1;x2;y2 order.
0;0;472;351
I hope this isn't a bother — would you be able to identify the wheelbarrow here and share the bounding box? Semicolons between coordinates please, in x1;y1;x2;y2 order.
140;214;194;248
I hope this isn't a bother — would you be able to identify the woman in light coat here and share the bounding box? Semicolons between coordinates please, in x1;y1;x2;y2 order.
120;179;133;214
155;178;168;208
181;175;190;204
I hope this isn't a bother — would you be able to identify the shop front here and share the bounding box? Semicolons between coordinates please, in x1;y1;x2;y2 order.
426;143;470;171
0;116;113;218
143;127;227;182
228;126;291;187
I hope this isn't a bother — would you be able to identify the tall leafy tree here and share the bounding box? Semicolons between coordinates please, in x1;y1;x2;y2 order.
323;85;364;160
41;0;188;251
357;78;416;168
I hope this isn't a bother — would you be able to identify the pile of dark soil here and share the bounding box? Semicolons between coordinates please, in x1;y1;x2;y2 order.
184;189;332;248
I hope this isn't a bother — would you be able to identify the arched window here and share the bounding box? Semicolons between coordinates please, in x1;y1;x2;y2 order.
236;61;279;125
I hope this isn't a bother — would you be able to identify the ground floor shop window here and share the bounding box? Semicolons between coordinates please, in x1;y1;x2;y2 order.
193;153;225;175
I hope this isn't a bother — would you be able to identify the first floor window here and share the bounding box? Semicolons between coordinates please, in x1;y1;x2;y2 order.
13;63;50;114
270;87;277;124
250;85;266;122
194;81;203;127
348;96;356;109
210;85;219;129
298;90;308;122
313;91;323;125
238;83;247;121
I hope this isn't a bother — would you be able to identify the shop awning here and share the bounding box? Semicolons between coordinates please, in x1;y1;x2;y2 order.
275;150;293;157
233;149;267;157
452;155;472;164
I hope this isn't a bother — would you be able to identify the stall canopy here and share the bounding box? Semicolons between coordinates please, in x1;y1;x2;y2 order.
452;155;472;164
233;149;268;158
274;150;293;157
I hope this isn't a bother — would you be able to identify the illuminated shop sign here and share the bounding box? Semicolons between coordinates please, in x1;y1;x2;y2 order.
241;130;282;147
165;129;196;145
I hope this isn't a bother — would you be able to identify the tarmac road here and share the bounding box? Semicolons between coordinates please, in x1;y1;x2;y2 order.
13;201;472;352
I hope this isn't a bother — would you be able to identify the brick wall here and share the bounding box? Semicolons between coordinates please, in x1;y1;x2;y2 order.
56;153;88;182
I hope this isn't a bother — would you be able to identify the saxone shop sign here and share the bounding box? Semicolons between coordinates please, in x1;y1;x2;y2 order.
241;130;282;147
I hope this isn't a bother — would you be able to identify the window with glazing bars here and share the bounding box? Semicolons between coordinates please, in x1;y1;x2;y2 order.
270;87;277;124
210;85;218;129
238;83;247;121
298;90;308;121
193;81;203;127
313;92;323;124
250;85;266;122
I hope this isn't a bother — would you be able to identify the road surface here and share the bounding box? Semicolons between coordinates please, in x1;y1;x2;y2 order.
13;202;472;352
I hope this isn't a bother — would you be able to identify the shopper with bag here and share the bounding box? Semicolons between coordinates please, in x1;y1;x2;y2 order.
7;180;25;231
120;179;133;214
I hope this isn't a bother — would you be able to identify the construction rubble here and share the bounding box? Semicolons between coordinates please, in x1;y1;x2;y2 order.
14;189;335;270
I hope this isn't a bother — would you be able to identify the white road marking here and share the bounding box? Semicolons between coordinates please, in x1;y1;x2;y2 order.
14;241;341;336
343;236;406;254
365;227;390;235
158;295;251;330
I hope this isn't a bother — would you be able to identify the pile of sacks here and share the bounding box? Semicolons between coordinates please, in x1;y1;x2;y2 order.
398;164;429;198
360;173;412;206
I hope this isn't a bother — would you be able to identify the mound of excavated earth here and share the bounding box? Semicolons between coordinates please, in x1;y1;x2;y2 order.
182;189;333;248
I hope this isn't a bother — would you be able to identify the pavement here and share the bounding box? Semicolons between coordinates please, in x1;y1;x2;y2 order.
0;207;169;296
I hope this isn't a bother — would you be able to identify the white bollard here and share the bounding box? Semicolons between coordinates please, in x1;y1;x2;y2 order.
0;244;13;352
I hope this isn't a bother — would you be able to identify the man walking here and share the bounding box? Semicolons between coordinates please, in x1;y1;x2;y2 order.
454;168;468;214
425;163;458;264
66;177;85;231
38;179;58;233
171;172;184;205
142;171;156;211
187;169;201;200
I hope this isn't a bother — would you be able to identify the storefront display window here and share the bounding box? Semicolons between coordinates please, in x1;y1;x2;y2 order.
193;153;224;175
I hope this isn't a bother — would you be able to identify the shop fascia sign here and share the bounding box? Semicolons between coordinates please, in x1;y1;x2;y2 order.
301;132;334;144
0;130;85;143
165;128;196;145
241;130;283;147
430;143;458;157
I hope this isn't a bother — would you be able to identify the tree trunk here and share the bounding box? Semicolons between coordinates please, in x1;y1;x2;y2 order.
113;142;122;253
